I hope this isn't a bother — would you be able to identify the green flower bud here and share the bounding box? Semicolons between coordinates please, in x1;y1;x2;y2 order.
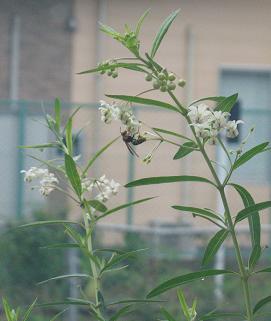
167;82;176;90
153;80;161;89
107;70;113;76
178;79;186;87
161;79;167;86
145;74;152;82
112;71;118;78
168;73;176;81
100;69;106;75
160;86;167;92
158;72;165;80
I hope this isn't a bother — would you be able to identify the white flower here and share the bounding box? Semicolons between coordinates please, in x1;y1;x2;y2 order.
21;167;58;197
226;120;244;138
208;128;219;145
99;100;119;124
81;178;94;193
108;179;121;195
82;174;121;203
192;123;210;139
20;167;48;182
126;117;141;136
188;104;212;124
210;111;230;130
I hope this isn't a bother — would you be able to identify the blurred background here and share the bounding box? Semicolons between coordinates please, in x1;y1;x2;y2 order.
1;0;271;320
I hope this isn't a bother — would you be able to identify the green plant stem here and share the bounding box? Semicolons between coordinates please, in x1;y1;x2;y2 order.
82;203;103;319
168;91;253;320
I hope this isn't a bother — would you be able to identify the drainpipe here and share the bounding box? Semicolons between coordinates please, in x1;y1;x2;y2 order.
10;15;24;219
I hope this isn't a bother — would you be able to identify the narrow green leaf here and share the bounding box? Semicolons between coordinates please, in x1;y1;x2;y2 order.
253;296;271;314
37;299;92;307
173;141;198;160
135;9;150;37
249;244;261;270
109;305;133;321
235;201;271;224
2;298;13;321
215;93;238;113
22;298;37;321
126;175;217;188
202;229;229;266
78;63;146;75
38;274;91;285
200;312;243;320
87;200;108;213
65;154;82;198
19;220;80;228
147;269;234;298
54;98;61;133
145;52;163;71
152;127;193;141
107;299;163;306
19;143;57;149
233;142;269;170
172;205;224;224
161;308;177;321
229;184;260;247
150;9;180;58
255;266;271;273
49;308;69;321
106;94;182;113
42;243;80;250
100;249;146;274
97;197;156;221
99;22;119;37
83;136;120;176
65;118;73;156
177;290;190;320
189;96;226;107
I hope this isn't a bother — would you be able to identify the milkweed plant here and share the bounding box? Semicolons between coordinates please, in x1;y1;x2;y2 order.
12;8;271;321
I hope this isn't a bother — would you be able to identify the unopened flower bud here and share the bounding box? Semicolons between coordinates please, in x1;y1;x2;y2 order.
167;82;176;90
178;79;186;87
160;86;167;92
107;70;113;76
145;73;152;82
168;73;176;81
158;72;165;80
153;80;161;89
112;70;118;78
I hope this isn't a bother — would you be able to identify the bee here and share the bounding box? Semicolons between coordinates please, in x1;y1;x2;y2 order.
121;129;146;157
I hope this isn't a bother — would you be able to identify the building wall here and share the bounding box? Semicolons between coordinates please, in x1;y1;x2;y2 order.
70;0;271;228
0;0;73;101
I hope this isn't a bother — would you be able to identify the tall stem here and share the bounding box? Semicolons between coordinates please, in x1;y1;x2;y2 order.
168;92;253;320
82;207;102;319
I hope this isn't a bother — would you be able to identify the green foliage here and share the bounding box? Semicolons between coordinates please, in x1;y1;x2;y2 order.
106;94;182;113
147;270;234;298
150;9;180;58
126;175;217;188
215;93;238;113
0;212;68;307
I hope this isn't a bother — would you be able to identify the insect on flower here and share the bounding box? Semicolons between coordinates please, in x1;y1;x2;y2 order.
121;129;146;157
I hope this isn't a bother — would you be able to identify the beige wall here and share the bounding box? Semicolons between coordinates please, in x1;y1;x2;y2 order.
70;0;271;227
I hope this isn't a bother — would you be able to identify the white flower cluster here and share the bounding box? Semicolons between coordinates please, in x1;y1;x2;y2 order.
99;100;141;136
21;167;59;196
82;174;121;203
187;103;243;144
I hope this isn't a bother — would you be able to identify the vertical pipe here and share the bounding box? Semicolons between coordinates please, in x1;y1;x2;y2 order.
182;26;195;207
10;15;23;219
92;0;107;175
214;71;226;304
